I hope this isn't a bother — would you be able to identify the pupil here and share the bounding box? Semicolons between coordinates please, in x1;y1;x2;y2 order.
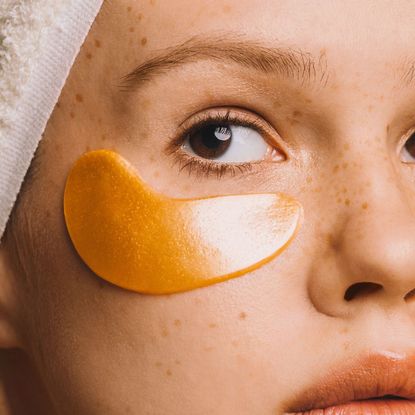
189;124;232;159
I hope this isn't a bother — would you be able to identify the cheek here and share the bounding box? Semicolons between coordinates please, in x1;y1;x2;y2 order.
26;259;304;414
19;157;310;414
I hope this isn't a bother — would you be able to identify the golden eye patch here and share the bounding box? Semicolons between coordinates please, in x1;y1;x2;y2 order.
64;150;303;294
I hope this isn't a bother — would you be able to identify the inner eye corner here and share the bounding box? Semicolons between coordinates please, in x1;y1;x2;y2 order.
400;131;415;162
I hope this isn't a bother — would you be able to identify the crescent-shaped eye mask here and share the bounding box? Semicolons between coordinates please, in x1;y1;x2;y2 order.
64;150;303;294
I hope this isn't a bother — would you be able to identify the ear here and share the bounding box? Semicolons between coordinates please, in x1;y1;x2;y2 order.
0;242;22;349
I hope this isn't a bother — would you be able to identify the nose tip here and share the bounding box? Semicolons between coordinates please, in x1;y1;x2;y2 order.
342;223;415;303
307;200;415;317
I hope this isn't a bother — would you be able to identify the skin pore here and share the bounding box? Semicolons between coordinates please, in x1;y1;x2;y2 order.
1;0;415;414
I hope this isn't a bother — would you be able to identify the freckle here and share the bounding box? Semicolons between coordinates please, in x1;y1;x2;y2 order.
343;143;350;150
94;39;101;48
386;124;390;133
86;145;91;151
174;319;181;327
367;105;373;112
45;210;51;219
223;4;232;13
325;232;334;244
127;6;132;12
75;93;83;103
332;164;340;173
293;110;302;117
138;13;143;20
86;52;93;59
361;202;368;210
97;117;102;124
208;323;217;328
149;155;156;162
101;134;107;141
306;176;312;183
239;312;247;320
155;361;162;368
345;198;350;206
305;98;313;104
161;328;169;337
56;101;61;109
150;0;156;5
166;369;172;376
175;359;181;365
70;112;75;119
141;37;148;46
342;162;348;169
129;27;135;32
337;197;343;204
141;99;151;110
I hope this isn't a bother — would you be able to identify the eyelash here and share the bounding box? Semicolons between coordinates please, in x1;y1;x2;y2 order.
165;109;279;179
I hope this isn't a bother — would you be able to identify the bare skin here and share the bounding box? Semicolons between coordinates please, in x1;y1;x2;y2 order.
1;0;415;414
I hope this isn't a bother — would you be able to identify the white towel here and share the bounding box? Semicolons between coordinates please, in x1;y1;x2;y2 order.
0;0;103;240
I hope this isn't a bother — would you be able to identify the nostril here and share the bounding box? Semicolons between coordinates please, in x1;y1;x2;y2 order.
344;282;383;301
404;288;415;302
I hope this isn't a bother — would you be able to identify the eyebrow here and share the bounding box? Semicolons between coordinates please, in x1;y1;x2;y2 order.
120;34;330;91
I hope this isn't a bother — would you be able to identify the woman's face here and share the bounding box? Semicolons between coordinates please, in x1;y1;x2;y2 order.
5;0;415;413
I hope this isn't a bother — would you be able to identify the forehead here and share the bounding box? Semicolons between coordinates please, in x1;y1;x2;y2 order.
105;0;415;94
120;2;413;59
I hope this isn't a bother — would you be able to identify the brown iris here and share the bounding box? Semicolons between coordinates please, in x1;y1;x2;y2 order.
188;124;232;159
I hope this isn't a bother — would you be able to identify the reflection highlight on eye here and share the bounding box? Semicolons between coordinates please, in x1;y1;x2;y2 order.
401;132;415;163
167;108;286;178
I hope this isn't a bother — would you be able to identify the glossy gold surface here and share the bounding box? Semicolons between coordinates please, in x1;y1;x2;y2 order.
64;150;303;294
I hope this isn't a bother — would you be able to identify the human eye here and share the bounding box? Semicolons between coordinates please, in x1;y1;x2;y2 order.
165;108;287;179
400;131;415;163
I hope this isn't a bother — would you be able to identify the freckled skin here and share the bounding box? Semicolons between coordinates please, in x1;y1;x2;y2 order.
3;1;415;415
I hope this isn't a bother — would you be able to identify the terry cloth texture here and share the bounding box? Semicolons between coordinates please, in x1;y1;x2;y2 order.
0;0;103;240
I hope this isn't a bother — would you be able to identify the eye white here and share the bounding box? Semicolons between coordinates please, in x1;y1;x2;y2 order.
184;124;269;162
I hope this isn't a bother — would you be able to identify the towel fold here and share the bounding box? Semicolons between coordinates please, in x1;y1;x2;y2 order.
0;0;103;240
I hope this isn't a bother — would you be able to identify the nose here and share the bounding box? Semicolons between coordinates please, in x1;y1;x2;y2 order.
307;153;415;318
